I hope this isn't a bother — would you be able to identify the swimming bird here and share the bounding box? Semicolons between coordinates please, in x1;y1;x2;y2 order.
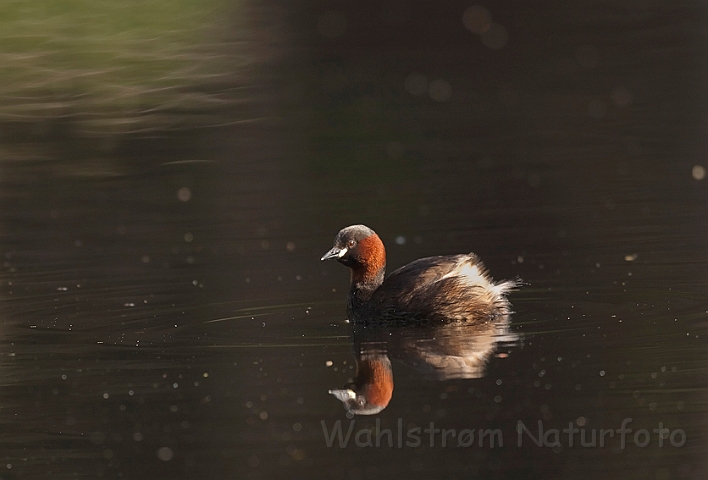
321;224;517;324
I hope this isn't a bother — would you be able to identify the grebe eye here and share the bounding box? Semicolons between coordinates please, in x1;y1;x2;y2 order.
347;239;356;248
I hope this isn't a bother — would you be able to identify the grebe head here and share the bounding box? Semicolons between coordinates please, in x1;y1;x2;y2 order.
320;225;386;282
329;353;393;415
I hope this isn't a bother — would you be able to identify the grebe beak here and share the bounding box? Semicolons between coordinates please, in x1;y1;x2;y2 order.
328;388;356;402
320;247;347;261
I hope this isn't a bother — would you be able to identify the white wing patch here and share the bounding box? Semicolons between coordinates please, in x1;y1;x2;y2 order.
436;258;516;296
438;259;488;287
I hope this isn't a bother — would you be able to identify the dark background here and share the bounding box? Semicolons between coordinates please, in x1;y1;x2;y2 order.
0;1;706;478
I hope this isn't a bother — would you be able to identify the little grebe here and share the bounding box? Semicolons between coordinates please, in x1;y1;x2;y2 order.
321;224;517;323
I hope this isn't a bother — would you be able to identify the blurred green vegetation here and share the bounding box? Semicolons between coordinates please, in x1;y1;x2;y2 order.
0;0;248;137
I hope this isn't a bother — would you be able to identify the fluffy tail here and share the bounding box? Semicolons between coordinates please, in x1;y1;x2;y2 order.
491;276;523;297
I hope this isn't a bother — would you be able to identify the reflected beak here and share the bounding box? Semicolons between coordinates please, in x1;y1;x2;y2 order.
329;388;356;402
320;247;347;261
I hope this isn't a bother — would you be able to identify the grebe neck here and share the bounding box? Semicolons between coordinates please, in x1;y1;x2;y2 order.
347;264;385;311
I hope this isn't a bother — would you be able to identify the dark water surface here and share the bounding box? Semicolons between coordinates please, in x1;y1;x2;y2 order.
1;1;707;479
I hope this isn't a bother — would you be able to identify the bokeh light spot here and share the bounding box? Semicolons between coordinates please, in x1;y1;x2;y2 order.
177;187;192;202
462;5;492;34
428;79;452;102
157;446;174;461
692;165;705;180
527;173;541;188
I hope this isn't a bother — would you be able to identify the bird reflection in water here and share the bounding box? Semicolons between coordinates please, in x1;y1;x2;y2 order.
329;316;519;416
